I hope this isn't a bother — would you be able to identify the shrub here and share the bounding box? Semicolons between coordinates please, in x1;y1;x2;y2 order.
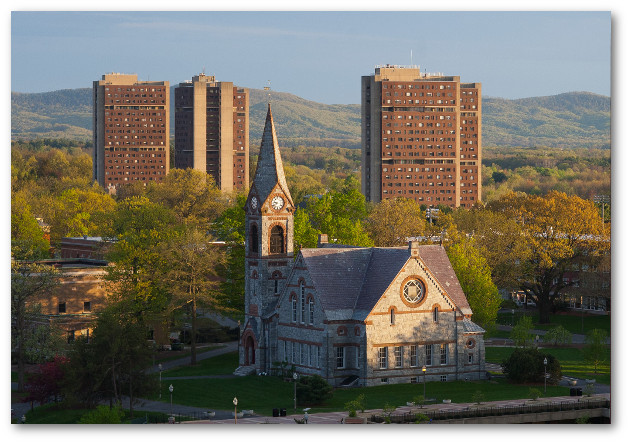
472;390;485;405
510;316;535;347
502;348;562;384
412;394;425;408
295;375;333;406
78;405;124;424
528;388;542;401
545;325;572;346
414;413;429;423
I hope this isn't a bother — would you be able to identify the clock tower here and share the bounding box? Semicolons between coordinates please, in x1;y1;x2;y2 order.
239;104;294;372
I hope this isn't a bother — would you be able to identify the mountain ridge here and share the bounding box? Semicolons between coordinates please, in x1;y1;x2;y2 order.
11;88;610;150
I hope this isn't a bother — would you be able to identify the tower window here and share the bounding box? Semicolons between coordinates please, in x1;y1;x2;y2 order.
270;225;284;254
250;225;259;253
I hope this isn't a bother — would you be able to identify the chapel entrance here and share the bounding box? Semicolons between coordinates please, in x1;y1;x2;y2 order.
245;335;256;365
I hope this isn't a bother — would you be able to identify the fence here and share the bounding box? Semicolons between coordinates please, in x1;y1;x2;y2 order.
370;398;611;423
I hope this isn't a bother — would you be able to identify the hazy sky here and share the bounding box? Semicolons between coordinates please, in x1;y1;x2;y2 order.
10;10;611;104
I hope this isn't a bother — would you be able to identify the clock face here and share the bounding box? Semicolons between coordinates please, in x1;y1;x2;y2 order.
250;196;258;209
271;196;284;210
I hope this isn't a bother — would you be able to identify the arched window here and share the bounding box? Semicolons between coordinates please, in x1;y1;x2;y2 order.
433;306;439;323
270;225;284;254
308;297;314;324
250;224;259;253
390;308;395;325
291;296;297;322
300;281;305;323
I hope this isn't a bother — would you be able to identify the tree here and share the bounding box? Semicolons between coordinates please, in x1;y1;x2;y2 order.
103;196;178;320
78;405;125;424
24;356;69;406
213;195;247;317
304;189;373;247
487;191;608;323
11;192;50;260
545;325;573;346
296;375;333;406
446;237;502;330
293;208;320;251
510;316;535;348
11;262;60;391
146;168;226;231
157;227;225;365
583;329;609;374
365;198;426;247
48;185;116;246
502;348;562;384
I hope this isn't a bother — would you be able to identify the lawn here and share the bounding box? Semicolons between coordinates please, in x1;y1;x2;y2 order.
485;346;610;385
162;351;238;377
496;311;610;335
155;344;226;364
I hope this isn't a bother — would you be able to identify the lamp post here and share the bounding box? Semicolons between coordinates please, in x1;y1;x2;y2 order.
543;357;548;394
293;372;298;411
169;384;174;417
511;309;515;326
233;397;238;424
422;365;427;399
237;320;241;361
158;363;163;399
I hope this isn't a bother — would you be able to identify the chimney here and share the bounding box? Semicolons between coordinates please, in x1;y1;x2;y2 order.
317;234;328;248
408;240;420;258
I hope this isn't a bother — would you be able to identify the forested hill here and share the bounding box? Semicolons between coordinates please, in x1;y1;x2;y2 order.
11;88;610;150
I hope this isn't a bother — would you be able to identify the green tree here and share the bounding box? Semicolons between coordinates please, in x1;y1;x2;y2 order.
446;238;502;330
11;192;50;260
583;329;609;374
103;197;178;320
48;185;116;246
157;227;225;365
293;207;320;251
365;197;426;247
146;168;226;231
213;195;247;317
11;262;60;391
510;316;535;348
305;189;372;247
545;325;573;346
296;375;333;406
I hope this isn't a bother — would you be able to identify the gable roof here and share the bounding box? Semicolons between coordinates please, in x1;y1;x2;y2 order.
299;244;471;320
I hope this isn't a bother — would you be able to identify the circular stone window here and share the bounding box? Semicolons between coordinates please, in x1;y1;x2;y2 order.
402;279;426;305
466;339;476;349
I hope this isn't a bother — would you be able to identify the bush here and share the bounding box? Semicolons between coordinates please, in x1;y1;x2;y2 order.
295;375;333;406
510;316;535;347
344;393;367;417
528;388;542;401
545;325;572;346
502;348;562;384
78;405;124;424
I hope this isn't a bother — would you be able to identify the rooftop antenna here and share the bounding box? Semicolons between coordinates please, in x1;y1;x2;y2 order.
202;66;205;75
264;80;271;104
410;49;413;66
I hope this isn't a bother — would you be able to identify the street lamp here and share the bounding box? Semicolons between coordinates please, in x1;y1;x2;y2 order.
237;320;241;361
233;397;238;424
422;365;427;399
543;357;548;394
511;309;515;326
169;384;174;418
158;363;163;399
293;372;298;411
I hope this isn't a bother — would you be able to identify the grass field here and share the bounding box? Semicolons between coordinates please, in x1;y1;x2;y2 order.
162;351;237;377
485;346;610;385
496;311;610;335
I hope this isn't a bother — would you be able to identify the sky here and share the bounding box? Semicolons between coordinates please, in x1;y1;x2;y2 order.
10;9;612;104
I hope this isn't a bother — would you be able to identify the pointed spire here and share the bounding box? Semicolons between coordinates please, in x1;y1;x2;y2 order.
251;104;293;206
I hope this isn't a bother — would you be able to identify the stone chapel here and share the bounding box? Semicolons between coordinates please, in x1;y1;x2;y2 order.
236;105;486;387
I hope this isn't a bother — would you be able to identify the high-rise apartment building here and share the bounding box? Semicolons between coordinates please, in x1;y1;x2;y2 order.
174;74;249;191
93;73;170;189
361;65;481;209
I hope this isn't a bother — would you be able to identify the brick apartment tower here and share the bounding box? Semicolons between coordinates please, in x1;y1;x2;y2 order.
174;74;249;192
361;65;482;209
93;73;170;190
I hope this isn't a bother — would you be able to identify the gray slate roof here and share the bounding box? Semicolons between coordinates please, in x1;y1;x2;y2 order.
300;244;472;321
250;104;293;206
